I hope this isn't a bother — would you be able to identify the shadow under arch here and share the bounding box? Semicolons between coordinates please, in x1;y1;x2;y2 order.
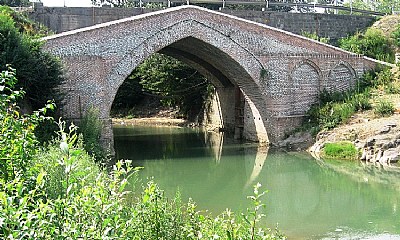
106;23;271;143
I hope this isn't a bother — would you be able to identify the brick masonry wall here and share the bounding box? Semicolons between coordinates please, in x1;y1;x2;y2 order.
30;5;375;42
43;6;379;148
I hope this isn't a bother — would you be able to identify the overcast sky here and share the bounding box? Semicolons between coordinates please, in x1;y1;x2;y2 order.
40;0;93;7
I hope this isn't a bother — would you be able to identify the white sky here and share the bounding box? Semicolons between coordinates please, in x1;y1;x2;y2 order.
40;0;93;7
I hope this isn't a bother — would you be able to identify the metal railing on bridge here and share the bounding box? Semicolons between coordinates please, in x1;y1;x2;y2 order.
135;0;386;16
15;1;386;16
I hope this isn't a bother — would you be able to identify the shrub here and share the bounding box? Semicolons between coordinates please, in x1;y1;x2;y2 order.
0;9;63;111
392;24;400;48
34;121;102;199
78;107;106;161
339;29;395;63
374;100;395;117
322;142;358;160
302;31;330;44
385;81;400;94
307;87;372;132
0;67;53;183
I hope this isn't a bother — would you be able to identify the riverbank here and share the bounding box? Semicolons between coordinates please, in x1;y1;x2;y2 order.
309;95;400;164
112;117;188;127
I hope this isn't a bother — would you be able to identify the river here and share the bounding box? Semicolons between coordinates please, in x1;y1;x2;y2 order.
114;125;400;239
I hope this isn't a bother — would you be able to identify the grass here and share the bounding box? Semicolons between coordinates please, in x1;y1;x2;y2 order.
322;142;359;160
374;99;395;117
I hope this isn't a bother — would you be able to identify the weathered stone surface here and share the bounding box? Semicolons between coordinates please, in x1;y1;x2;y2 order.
354;139;366;150
366;137;376;147
43;6;379;152
380;147;400;163
276;131;313;150
377;126;391;134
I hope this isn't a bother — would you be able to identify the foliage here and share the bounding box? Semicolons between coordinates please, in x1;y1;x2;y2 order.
0;68;284;239
343;0;400;13
0;0;30;7
0;9;63;111
374;99;395;117
0;5;50;36
0;67;54;183
34;121;103;199
339;28;395;63
392;24;400;48
322;142;358;160
307;87;372;133
112;53;210;120
78;107;106;161
302;31;330;44
306;66;398;135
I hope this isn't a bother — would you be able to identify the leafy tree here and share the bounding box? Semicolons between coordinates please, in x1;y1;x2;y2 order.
0;0;30;7
112;53;209;119
0;7;63;111
376;0;400;13
344;0;400;13
0;5;50;36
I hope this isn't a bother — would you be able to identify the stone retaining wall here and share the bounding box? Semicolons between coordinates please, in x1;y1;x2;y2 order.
30;5;375;42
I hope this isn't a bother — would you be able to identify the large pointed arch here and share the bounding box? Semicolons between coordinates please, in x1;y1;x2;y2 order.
105;19;266;102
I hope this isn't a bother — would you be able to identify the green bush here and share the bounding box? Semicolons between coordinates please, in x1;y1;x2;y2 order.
307;87;372;132
302;31;330;44
374;100;395;117
339;29;395;63
34;121;102;199
0;8;63;111
0;67;53;183
322;142;358;160
385;81;400;94
392;24;400;48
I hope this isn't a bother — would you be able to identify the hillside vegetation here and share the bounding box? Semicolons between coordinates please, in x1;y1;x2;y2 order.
308;15;400;163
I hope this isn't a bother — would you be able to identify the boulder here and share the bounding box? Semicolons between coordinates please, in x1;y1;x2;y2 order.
366;137;376;147
381;147;400;163
377;126;391;134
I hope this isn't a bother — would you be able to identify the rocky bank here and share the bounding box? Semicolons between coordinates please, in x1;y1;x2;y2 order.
309;112;400;165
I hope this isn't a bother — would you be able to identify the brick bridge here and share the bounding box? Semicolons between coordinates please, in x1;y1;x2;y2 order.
43;5;379;152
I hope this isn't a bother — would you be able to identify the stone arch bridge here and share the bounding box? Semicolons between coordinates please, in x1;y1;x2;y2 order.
43;5;379;152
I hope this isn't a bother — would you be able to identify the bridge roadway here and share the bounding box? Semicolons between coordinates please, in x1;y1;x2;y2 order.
43;5;382;153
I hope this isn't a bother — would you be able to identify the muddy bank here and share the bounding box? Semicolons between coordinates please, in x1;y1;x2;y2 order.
112;117;190;127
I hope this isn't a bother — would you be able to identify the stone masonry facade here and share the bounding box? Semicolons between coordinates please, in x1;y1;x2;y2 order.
43;6;380;152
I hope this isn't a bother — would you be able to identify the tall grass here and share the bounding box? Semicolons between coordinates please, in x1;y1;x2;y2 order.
305;67;398;135
78;106;106;161
374;100;395;117
307;88;372;134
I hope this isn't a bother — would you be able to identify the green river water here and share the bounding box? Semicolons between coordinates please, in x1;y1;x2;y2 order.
114;125;400;240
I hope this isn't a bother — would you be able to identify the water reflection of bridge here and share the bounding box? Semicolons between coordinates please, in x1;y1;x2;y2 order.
202;130;400;239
